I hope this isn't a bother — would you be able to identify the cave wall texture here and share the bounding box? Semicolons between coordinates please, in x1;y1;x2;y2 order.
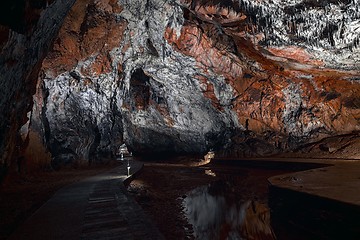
0;0;77;175
1;0;360;170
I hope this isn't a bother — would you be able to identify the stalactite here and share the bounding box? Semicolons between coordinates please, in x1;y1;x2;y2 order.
232;0;359;54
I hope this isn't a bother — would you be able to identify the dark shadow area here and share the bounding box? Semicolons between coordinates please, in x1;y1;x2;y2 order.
135;153;205;162
129;69;150;110
211;159;360;239
270;186;360;240
0;0;26;33
212;158;330;171
0;0;52;34
0;164;8;183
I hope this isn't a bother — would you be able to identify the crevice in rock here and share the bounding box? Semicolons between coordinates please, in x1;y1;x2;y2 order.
88;125;100;165
146;38;159;57
129;69;150;110
41;81;51;150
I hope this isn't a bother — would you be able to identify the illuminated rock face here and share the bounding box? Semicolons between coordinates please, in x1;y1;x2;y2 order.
6;0;359;167
32;0;241;164
31;0;126;165
164;0;360;157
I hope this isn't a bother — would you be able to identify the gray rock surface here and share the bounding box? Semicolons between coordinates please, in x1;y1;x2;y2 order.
2;0;359;169
31;0;240;165
234;0;360;68
43;70;123;165
31;0;360;164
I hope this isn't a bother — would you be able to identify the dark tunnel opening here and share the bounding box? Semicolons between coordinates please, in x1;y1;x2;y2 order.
129;69;151;111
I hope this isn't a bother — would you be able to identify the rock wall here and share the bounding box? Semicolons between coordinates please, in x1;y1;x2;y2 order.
31;0;126;166
32;0;241;166
172;1;360;156
171;0;360;157
14;0;360;167
119;0;239;155
0;0;77;176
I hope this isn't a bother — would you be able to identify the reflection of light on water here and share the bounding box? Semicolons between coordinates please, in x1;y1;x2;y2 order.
183;182;276;240
127;159;131;176
183;186;226;239
204;169;216;177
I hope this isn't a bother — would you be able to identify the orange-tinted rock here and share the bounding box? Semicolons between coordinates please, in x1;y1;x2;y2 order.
196;75;223;110
0;0;77;176
43;0;126;77
267;47;324;67
11;0;360;166
165;23;244;81
27;0;127;166
164;2;360;157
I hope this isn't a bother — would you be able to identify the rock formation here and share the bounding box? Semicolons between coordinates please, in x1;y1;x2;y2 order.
31;0;126;167
1;0;359;170
0;0;77;177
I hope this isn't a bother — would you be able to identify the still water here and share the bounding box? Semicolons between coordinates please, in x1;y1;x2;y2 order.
181;161;337;240
183;180;275;240
181;162;317;240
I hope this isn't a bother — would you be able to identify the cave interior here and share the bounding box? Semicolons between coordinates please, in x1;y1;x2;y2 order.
0;0;359;239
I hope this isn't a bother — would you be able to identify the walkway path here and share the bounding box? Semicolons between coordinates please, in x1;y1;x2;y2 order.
9;158;164;240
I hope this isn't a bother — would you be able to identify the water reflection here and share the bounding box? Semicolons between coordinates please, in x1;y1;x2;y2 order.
183;181;276;240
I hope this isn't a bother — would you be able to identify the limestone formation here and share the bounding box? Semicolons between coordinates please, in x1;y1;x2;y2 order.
0;0;77;174
28;0;360;165
1;0;359;170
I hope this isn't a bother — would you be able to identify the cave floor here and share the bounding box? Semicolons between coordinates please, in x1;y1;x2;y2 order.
267;159;360;206
3;156;360;239
126;156;360;239
214;157;360;238
208;157;360;206
0;164;119;240
7;158;164;240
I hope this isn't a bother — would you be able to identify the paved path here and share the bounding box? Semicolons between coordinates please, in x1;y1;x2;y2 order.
9;158;164;240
